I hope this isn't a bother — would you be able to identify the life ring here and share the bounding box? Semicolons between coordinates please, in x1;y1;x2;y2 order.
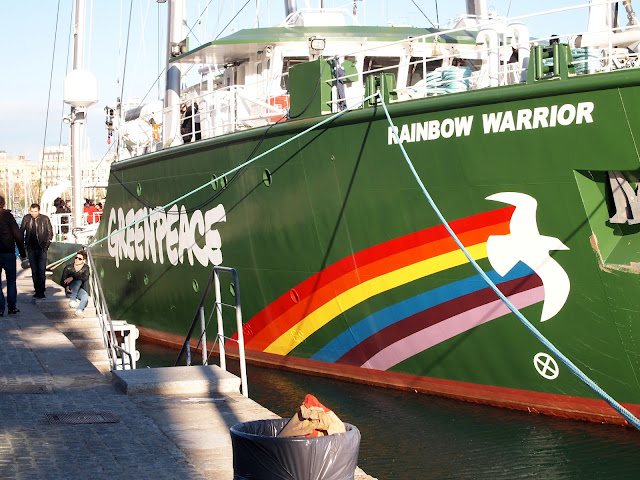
268;95;289;122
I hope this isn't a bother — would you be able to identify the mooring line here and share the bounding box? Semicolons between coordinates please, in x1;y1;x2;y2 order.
48;92;380;269
377;92;640;431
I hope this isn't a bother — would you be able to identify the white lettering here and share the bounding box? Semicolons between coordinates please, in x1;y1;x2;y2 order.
550;105;558;127
134;208;145;261
428;120;440;140
143;208;156;263
399;124;412;143
557;104;576;126
388;125;399;145
441;118;455;138
178;205;194;265
117;208;128;262
516;109;532;130
499;111;515;133
416;122;428;141
532;107;549;129
483;112;503;134
107;208;118;267
165;205;179;265
106;203;226;269
576;102;594;124
455;115;474;137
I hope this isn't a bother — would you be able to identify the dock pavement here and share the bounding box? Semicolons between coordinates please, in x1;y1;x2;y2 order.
0;261;376;480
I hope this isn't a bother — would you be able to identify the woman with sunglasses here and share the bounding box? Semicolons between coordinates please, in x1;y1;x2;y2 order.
60;250;90;317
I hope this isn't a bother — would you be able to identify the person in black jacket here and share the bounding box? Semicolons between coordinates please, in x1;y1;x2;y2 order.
60;250;90;317
20;203;53;299
0;195;27;316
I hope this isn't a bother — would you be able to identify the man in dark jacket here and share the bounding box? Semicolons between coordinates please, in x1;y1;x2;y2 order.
20;203;53;299
0;195;27;315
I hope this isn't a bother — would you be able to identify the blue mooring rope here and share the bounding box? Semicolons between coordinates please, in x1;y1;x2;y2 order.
377;92;640;431
48;93;380;270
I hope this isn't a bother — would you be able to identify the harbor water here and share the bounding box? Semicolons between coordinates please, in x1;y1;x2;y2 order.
138;342;640;480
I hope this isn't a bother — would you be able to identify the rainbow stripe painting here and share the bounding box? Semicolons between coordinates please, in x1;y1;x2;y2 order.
233;205;544;371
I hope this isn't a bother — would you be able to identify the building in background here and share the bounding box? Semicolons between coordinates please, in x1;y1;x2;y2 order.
37;144;114;206
0;151;39;217
39;145;72;190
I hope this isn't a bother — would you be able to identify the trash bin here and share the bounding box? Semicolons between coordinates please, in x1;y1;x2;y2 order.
230;418;361;480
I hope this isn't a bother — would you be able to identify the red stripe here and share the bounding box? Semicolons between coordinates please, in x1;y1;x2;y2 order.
238;206;515;346
136;327;640;427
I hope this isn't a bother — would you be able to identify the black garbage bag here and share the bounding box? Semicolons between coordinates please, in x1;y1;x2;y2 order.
230;418;361;480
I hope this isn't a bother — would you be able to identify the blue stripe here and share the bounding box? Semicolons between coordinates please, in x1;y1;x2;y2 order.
310;264;535;363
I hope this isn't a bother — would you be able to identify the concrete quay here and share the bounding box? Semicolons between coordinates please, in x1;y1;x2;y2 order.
0;264;376;480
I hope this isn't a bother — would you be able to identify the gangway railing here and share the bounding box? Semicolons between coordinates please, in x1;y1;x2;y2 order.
86;250;138;370
175;266;248;397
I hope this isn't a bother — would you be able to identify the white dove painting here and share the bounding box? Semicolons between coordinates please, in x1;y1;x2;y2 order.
486;192;570;322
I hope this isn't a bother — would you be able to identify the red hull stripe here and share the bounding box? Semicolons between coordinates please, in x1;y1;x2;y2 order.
136;326;640;428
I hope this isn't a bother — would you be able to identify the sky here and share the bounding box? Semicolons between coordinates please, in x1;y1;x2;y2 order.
0;0;598;164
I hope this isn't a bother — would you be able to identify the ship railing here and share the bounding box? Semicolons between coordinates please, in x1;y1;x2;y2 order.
86;250;139;371
158;1;639;145
51;211;101;243
179;84;290;140
175;265;248;398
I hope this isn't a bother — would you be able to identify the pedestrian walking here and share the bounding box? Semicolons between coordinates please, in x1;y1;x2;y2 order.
0;195;27;316
20;204;53;299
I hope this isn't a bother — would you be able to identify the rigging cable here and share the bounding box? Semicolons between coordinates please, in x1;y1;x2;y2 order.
56;4;75;185
38;0;63;201
411;0;436;28
186;0;217;44
117;58;330;210
116;0;135;160
48;91;379;271
377;92;640;432
215;0;251;40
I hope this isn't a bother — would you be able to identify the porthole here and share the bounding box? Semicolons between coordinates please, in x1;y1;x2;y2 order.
193;279;199;292
262;169;272;186
136;183;142;196
289;289;299;303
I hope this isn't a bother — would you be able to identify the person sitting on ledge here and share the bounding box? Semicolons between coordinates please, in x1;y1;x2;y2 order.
61;250;90;317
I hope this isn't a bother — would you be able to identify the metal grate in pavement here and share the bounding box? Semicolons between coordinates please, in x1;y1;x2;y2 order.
45;412;120;425
0;384;50;394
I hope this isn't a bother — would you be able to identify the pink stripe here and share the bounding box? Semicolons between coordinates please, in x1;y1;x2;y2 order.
361;287;545;371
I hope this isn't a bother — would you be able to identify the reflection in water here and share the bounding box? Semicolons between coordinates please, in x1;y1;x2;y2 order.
138;342;640;480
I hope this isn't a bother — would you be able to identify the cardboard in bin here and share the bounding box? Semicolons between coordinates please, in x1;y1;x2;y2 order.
278;394;346;438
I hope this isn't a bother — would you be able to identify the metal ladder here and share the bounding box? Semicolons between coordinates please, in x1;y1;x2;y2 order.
175;266;248;397
86;250;139;370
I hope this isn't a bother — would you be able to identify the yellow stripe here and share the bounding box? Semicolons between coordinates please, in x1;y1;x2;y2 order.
264;243;488;355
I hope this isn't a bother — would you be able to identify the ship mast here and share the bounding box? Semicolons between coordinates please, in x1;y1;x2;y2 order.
63;0;97;230
465;0;489;20
163;0;187;148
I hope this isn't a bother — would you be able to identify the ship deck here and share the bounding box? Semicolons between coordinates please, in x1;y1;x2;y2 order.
0;261;375;479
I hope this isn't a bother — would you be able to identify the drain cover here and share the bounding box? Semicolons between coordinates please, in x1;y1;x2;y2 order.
0;384;49;394
45;412;120;425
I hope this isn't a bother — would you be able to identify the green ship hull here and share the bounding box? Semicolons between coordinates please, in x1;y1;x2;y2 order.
75;63;640;425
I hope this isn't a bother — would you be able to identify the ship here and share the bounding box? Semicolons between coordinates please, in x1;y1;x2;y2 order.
51;0;640;426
